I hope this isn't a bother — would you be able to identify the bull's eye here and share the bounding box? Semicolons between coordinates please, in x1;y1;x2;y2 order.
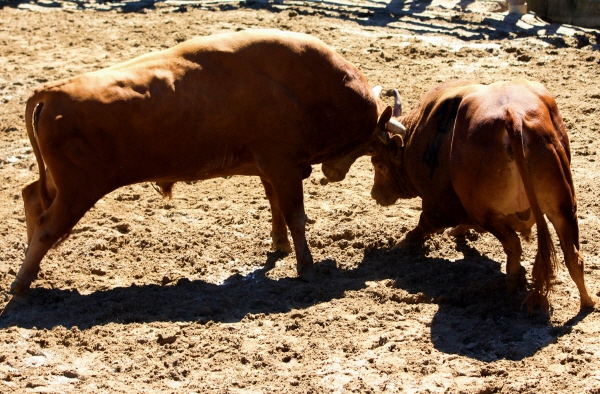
376;164;387;174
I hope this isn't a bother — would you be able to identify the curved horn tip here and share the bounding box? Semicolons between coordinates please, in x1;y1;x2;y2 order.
393;89;402;117
372;85;383;99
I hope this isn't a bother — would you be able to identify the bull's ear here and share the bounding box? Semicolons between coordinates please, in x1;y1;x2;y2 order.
378;106;393;128
376;106;393;144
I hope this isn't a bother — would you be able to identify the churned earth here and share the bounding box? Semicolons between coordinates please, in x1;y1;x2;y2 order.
1;0;600;392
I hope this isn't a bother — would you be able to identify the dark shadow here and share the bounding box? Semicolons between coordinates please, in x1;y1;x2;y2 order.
0;0;29;9
1;234;592;362
0;0;154;12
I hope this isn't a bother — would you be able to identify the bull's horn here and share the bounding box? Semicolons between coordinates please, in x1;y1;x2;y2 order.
387;118;406;138
373;85;383;99
393;89;402;117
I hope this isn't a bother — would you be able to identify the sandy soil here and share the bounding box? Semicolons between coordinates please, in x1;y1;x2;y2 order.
1;0;600;392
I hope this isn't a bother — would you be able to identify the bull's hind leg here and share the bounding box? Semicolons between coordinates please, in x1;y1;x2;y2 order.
484;217;527;292
22;180;46;247
11;193;94;294
22;171;57;246
547;208;596;309
260;177;292;254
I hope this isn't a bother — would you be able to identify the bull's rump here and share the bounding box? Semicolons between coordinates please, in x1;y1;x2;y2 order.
30;29;378;187
449;80;572;227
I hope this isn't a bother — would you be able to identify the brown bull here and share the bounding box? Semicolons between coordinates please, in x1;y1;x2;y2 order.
13;29;393;294
371;79;595;311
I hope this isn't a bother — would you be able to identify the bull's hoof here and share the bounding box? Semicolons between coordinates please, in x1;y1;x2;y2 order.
580;296;597;311
298;263;316;282
321;165;345;183
446;225;471;238
273;239;293;254
297;254;316;281
10;277;31;296
393;234;424;249
506;266;527;294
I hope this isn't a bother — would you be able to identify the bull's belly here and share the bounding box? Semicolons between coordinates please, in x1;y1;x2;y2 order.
143;159;262;184
110;147;263;188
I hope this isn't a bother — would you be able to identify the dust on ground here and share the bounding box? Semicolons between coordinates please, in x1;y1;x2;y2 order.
1;1;600;392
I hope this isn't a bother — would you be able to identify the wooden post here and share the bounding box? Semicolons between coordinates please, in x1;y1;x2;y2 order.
508;0;527;14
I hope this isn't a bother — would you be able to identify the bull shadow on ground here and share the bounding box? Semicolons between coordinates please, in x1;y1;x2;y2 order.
0;235;592;362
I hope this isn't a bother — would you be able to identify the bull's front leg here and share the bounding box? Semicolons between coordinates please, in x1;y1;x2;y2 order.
262;169;314;279
396;208;452;248
260;177;292;254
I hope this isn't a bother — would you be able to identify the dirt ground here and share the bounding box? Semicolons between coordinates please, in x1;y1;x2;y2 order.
1;0;600;392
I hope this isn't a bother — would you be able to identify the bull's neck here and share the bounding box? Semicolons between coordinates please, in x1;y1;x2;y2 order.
393;122;420;199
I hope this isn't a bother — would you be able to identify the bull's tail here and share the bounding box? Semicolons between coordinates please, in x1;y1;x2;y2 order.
152;182;175;199
25;99;52;211
505;107;558;312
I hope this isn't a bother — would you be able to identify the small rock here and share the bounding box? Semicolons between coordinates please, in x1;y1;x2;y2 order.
62;370;79;379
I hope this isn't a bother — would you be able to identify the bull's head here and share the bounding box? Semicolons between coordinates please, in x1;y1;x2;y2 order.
369;88;406;146
370;89;411;206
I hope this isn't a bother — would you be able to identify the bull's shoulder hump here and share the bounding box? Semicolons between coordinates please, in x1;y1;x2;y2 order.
409;83;482;119
174;29;331;55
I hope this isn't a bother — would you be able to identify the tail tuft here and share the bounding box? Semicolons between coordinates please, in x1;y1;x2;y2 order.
152;182;175;199
525;222;558;313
